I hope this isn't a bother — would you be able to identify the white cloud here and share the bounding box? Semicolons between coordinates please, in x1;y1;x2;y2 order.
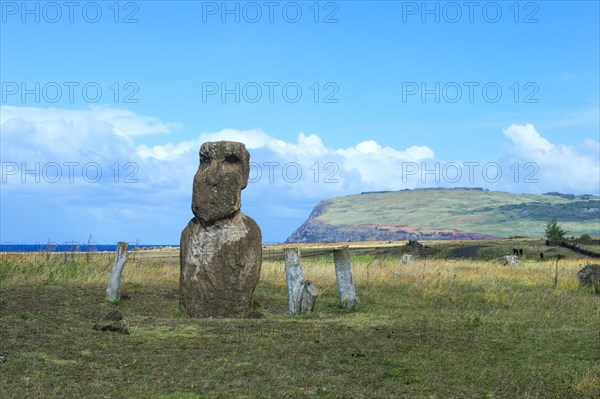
2;105;598;244
0;106;190;199
336;140;433;161
501;123;600;193
141;128;435;191
0;105;178;137
1;105;439;242
1;110;128;164
137;139;200;161
332;141;434;188
502;123;553;153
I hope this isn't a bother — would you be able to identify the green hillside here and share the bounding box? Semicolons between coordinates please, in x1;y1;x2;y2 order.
300;188;600;239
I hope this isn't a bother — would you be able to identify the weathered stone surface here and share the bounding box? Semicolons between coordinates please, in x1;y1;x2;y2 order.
577;264;600;287
299;280;318;312
284;248;318;315
105;310;123;321
333;246;358;310
106;241;128;302
180;141;262;318
401;254;414;263
498;255;520;265
405;240;423;250
180;214;262;317
92;321;129;334
191;141;250;224
285;248;305;315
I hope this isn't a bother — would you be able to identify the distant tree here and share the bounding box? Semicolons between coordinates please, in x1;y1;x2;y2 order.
545;219;568;241
578;233;592;243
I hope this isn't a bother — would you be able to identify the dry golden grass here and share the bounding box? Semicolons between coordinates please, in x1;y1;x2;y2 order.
1;251;588;293
0;252;179;286
259;256;586;294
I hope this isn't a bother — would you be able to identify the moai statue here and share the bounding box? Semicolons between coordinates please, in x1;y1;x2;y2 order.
179;141;262;317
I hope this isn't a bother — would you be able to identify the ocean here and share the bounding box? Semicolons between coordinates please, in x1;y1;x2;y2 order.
0;244;178;253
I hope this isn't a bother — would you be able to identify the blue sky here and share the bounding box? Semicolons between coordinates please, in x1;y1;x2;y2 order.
1;0;599;245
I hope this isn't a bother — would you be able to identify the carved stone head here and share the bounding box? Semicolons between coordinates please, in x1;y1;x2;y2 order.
191;141;250;223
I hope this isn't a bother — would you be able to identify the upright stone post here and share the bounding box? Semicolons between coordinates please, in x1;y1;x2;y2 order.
106;241;129;302
285;248;304;315
333;246;358;309
285;248;318;315
179;141;262;318
299;280;318;313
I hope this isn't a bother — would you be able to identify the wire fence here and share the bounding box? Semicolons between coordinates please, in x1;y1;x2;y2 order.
2;239;598;265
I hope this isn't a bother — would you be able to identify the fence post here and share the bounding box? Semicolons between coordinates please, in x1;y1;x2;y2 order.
106;242;129;302
333;246;359;310
284;248;318;315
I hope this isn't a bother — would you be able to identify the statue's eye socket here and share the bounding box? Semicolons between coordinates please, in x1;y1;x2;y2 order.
225;155;239;163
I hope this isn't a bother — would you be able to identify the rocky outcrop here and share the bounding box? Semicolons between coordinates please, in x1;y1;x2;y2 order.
400;254;414;263
577;264;600;287
497;255;520;265
286;214;498;243
180;141;262;318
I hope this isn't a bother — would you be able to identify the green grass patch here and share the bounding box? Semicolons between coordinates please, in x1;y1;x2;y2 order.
316;188;600;237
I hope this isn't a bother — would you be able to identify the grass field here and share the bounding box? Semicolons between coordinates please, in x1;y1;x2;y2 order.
1;248;599;398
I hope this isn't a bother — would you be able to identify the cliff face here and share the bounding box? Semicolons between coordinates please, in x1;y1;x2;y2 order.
285;200;498;243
